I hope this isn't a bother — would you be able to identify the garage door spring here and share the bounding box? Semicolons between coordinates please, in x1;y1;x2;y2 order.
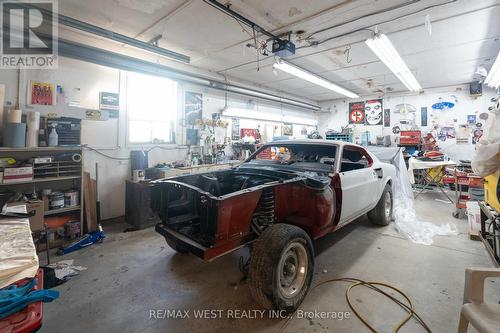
277;277;432;333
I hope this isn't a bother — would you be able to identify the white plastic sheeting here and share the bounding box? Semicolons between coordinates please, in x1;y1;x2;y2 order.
0;216;39;289
368;147;458;245
472;110;500;177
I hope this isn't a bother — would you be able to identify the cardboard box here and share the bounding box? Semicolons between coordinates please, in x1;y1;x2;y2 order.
3;166;33;183
6;200;44;231
466;201;481;239
26;200;44;231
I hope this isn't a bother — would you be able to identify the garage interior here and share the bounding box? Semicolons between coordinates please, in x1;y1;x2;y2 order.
1;0;500;332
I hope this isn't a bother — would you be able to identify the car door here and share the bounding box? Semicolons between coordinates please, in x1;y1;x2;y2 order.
338;146;379;226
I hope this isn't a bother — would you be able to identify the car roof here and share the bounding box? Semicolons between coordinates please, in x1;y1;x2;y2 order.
263;139;365;149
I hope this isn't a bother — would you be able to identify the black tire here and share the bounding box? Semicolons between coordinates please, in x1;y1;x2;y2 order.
368;184;393;226
165;236;189;254
248;224;314;313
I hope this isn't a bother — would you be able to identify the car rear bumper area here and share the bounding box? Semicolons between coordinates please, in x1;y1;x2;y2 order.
155;223;207;259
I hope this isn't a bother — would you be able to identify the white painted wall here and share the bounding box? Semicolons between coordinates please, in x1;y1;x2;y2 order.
1;57;317;219
317;85;497;161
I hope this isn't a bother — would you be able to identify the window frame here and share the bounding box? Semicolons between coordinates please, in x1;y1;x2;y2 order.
339;145;373;172
125;72;178;146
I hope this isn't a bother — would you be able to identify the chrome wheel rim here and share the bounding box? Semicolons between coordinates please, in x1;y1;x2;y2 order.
384;191;392;220
278;242;308;298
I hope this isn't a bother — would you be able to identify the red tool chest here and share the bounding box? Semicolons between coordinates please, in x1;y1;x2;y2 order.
399;130;422;145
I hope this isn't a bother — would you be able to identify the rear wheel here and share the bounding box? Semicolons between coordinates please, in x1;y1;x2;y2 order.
368;184;393;226
248;224;314;313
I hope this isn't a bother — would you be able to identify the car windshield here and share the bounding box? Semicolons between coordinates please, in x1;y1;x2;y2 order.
244;143;337;173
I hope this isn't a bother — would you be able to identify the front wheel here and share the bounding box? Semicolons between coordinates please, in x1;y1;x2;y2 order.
248;224;314;313
368;184;393;226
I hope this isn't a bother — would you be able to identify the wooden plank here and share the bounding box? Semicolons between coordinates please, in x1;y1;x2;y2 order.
83;172;97;232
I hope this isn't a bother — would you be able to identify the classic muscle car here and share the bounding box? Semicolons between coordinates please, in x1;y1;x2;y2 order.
151;140;396;312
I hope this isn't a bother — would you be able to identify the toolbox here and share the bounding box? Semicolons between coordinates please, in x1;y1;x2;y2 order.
399;130;422;145
399;131;422;145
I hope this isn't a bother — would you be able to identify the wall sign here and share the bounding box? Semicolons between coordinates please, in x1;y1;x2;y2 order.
348;102;365;124
365;99;383;125
99;92;120;118
467;115;476;124
383;109;390;127
283;123;293;136
85;110;109;121
421;107;428;127
231;118;240;140
431;101;454;110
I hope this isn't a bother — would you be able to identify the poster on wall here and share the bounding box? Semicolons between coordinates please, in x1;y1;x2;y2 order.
467;115;476;124
348;102;365;124
231;118;240;140
472;123;483;144
283;123;293;136
30;81;54;105
364;99;383;125
184;92;203;125
99;92;120;118
383;109;390;127
421;107;428;127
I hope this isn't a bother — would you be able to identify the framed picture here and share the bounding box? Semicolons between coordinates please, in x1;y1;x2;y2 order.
383;109;390;127
421;107;428;126
231;118;240;140
30;81;54;105
364;99;383;125
349;102;365;124
283;123;293;136
185;92;202;125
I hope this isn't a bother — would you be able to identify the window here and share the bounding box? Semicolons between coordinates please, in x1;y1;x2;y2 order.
248;144;337;173
340;147;372;172
127;72;177;144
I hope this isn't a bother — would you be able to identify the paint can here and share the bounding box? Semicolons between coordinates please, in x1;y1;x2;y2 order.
64;220;81;239
48;192;65;209
64;190;79;207
132;169;145;182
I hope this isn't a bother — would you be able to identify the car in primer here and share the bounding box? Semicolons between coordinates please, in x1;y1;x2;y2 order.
151;140;396;312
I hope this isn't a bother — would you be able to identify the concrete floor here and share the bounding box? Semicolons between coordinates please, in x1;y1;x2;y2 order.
40;191;499;333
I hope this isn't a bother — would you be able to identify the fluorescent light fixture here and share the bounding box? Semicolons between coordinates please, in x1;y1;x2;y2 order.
484;51;500;89
221;107;317;126
365;33;422;92
273;59;359;99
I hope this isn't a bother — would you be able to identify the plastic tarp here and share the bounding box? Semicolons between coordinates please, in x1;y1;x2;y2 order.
472;109;500;177
368;147;457;245
0;216;39;289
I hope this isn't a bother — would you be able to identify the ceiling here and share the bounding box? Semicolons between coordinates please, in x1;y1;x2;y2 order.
57;0;500;102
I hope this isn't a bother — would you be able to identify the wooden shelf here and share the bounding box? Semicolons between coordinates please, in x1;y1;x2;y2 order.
44;205;81;216
0;175;81;186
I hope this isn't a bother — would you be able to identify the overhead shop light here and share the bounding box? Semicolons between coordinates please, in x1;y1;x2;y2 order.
484;51;500;89
221;107;317;126
273;58;359;99
365;33;422;92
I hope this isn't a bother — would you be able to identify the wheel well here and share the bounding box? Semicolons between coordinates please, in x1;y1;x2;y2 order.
386;179;392;188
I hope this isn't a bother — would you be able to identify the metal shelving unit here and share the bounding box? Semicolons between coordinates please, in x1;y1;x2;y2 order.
0;147;84;237
44;205;81;216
